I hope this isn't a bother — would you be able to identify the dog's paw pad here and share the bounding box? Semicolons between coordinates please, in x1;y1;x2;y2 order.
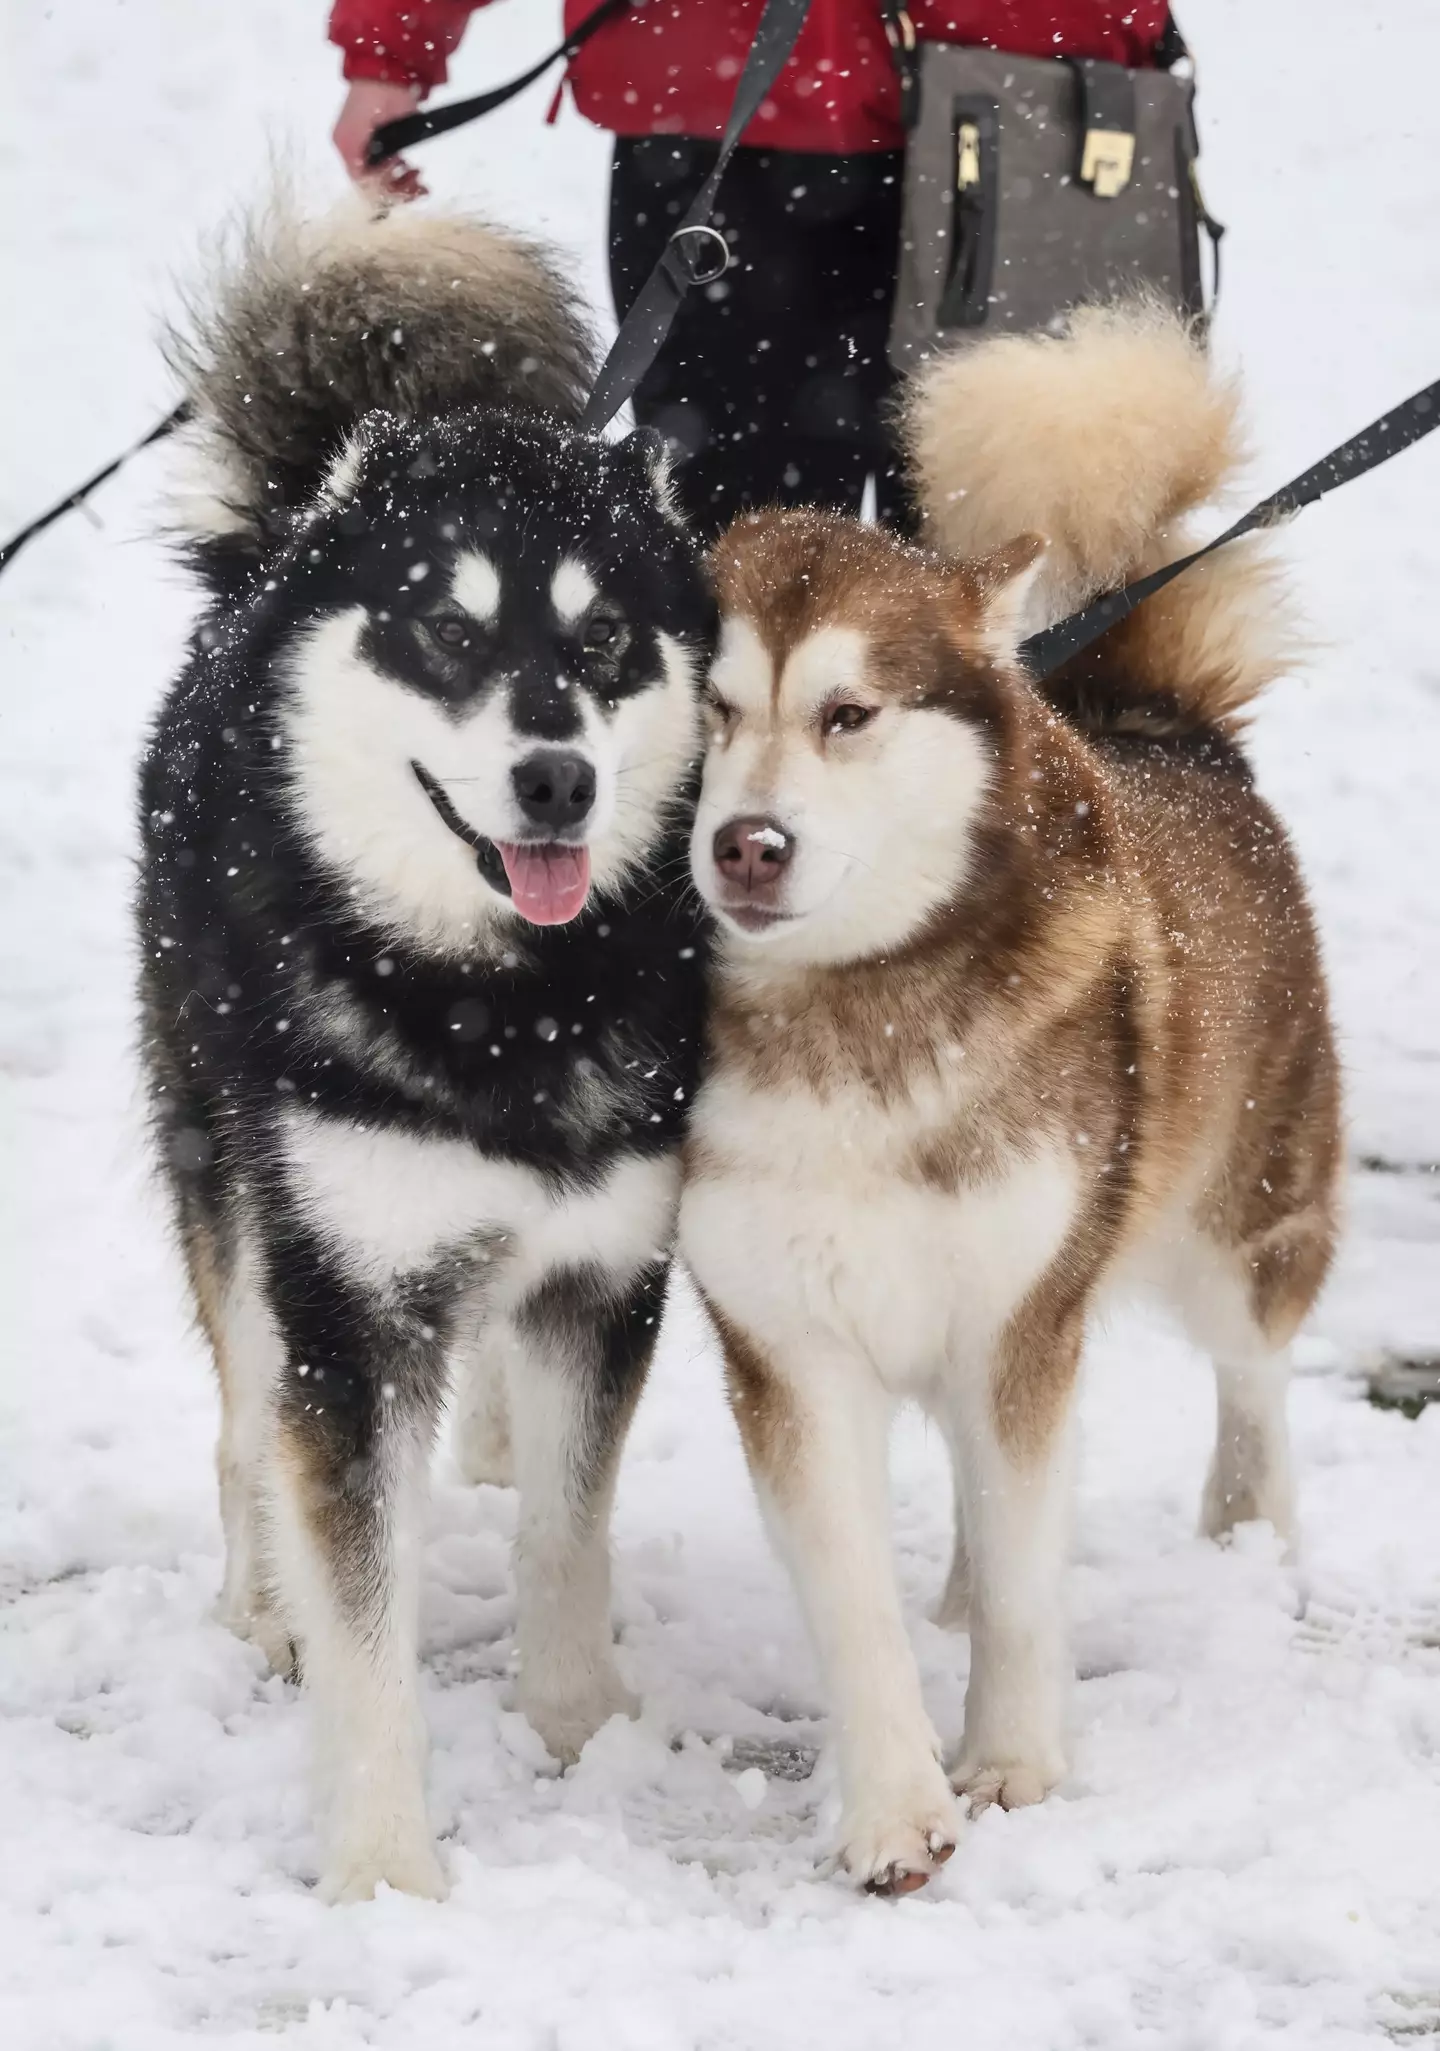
838;1787;961;1896
864;1832;956;1897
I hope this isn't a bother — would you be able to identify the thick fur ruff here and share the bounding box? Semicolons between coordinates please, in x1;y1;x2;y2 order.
901;300;1297;734
139;201;713;1902
164;196;597;592
681;318;1340;1893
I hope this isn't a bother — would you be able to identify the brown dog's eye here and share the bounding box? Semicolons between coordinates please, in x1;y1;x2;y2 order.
704;690;735;724
827;703;874;735
429;614;470;648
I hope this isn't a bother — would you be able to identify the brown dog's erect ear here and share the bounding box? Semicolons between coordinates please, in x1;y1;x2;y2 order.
950;532;1048;663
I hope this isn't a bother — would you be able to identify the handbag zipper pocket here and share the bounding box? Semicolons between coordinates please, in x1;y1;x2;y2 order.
937;95;999;329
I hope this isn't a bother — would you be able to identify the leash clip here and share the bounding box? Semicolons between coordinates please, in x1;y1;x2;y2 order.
668;223;731;287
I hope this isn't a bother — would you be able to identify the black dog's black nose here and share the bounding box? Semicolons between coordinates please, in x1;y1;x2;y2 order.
511;751;596;833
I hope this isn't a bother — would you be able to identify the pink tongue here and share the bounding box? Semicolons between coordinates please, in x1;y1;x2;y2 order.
496;842;592;925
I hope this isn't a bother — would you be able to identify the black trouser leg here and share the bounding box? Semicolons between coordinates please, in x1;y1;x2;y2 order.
608;139;915;537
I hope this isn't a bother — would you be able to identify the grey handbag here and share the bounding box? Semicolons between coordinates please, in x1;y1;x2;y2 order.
882;7;1221;370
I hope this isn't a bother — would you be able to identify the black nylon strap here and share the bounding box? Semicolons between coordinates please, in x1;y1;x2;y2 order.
1072;58;1136;142
1019;376;1440;681
366;0;632;165
1156;9;1190;70
0;403;188;575
578;0;815;432
878;1;921;130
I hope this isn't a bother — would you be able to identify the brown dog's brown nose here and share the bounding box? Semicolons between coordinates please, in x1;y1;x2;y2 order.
712;815;795;895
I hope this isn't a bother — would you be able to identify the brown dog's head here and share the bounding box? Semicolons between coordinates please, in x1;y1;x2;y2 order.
691;511;1044;966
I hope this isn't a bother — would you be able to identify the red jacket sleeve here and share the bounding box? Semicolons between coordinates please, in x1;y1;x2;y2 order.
329;0;481;92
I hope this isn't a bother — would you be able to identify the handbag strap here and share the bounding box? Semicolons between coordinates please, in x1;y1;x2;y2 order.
878;2;922;129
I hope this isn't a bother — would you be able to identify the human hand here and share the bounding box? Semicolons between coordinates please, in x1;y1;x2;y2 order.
333;80;428;200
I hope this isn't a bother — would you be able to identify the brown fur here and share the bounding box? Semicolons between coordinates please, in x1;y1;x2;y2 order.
682;309;1340;1867
698;1291;802;1492
704;505;1339;1436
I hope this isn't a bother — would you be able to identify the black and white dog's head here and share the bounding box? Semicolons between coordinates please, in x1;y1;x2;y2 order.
266;408;713;949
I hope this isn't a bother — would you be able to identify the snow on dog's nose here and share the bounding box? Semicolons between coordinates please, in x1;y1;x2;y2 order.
710;815;796;931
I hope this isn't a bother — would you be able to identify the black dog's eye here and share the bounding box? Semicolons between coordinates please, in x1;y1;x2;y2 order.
429;614;471;648
582;609;624;652
826;702;875;735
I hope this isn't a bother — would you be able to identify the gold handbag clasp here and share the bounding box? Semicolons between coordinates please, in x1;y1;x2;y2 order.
1080;127;1135;199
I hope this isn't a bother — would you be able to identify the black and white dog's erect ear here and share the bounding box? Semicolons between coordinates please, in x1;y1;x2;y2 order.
617;425;686;526
314;407;403;515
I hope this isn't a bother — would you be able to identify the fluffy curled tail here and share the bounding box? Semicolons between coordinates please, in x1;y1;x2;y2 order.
901;300;1298;734
164;195;597;592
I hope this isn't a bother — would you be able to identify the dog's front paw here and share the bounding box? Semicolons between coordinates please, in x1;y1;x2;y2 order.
318;1831;448;1905
518;1663;640;1765
950;1751;1061;1813
837;1769;961;1895
213;1590;297;1679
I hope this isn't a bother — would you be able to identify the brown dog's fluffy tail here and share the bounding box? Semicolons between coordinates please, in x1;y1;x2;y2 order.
901;300;1298;734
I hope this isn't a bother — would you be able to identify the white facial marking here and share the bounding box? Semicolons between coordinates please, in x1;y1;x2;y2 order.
694;619;992;966
452;550;501;621
283;1107;680;1294
551;556;599;626
282;611;515;950
283;609;700;955
709;615;774;715
779;624;870;716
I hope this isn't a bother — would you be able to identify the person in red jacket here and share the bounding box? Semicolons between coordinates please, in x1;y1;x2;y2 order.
330;1;1173;531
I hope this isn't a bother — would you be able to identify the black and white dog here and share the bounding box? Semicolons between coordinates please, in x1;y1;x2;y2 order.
139;202;713;1900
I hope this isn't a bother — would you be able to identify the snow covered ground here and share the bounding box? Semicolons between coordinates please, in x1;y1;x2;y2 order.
3;2;1438;2044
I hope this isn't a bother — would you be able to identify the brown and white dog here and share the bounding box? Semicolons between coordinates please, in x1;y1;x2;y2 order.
679;305;1341;1894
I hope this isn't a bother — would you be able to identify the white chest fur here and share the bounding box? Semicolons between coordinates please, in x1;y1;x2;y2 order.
281;1106;679;1298
680;1071;1077;1387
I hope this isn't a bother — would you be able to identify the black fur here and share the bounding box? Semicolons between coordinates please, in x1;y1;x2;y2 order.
140;426;713;1445
138;208;715;1889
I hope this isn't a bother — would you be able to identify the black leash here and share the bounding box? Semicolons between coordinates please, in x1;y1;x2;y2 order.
578;0;814;431
0;402;187;576
366;0;632;166
1019;375;1440;681
0;0;812;574
2;0;1434;603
